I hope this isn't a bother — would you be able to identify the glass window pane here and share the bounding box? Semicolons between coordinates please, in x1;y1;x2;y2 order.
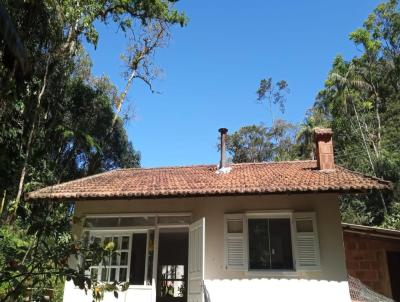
160;281;185;297
121;236;130;249
120;216;156;227
176;265;184;280
113;237;119;250
101;268;108;282
296;219;313;232
248;219;270;269
269;219;293;269
130;233;147;285
119;268;127;282
110;268;116;282
111;253;118;265
103;255;111;266
120;252;128;265
227;220;243;233
104;237;112;245
157;216;191;225
85;217;119;228
146;230;154;285
91;268;98;280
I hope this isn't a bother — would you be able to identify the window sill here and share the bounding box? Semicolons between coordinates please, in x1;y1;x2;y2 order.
245;270;300;278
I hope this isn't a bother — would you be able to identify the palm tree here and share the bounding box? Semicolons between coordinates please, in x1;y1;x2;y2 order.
297;109;328;160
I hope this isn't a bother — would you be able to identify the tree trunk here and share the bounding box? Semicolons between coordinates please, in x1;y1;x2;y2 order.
351;98;387;215
110;69;136;131
8;57;50;223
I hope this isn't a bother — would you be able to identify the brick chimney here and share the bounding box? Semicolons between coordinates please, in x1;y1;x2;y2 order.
314;128;335;170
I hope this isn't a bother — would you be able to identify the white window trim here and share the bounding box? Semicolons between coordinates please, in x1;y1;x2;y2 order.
245;211;298;275
82;212;192;231
83;213;192;297
88;231;134;284
225;210;321;276
84;212;192;218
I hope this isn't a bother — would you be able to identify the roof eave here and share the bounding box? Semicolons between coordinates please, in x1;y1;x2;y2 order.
25;186;389;202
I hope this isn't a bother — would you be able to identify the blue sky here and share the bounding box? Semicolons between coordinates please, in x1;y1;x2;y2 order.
86;0;381;168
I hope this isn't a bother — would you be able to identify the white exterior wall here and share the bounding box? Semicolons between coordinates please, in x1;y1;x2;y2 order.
64;193;351;302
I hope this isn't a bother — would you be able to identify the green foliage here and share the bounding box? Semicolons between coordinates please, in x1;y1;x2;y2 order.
312;0;400;227
256;77;290;118
225;120;299;163
0;0;186;299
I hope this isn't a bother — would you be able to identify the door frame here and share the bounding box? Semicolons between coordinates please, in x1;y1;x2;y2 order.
153;224;190;302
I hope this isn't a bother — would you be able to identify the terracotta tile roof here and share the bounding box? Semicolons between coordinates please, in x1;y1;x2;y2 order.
26;160;391;201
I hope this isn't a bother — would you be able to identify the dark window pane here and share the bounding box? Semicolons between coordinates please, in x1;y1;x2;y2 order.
101;268;108;281
248;219;270;269
84;217;119;228
130;233;147;285
146;230;154;285
111;253;118;265
112;237;119;250
120;252;128;265
119;268;127;282
90;268;98;280
120;217;155;227
121;236;130;249
269;219;293;269
110;268;116;282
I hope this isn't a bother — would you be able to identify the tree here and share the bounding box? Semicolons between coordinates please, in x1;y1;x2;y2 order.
225;120;299;164
226;125;274;163
313;0;400;226
296;108;328;160
256;77;290;123
0;0;187;299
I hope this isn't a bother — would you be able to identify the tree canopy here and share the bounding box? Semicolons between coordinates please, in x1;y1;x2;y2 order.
227;0;399;229
0;0;187;300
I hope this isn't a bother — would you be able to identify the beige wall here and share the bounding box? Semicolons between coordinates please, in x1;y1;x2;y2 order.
74;193;348;283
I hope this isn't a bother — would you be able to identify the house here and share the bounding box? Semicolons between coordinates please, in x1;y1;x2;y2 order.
27;128;391;302
343;223;400;301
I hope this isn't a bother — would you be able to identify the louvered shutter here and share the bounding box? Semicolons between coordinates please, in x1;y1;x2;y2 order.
224;214;246;271
294;212;321;270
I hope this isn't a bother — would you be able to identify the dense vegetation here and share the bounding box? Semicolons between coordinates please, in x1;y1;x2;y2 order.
0;0;398;300
0;1;186;300
226;0;400;229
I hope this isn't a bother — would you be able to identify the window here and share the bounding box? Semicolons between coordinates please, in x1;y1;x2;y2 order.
84;215;191;229
248;218;293;270
159;265;185;298
88;234;131;283
87;230;155;285
224;212;320;272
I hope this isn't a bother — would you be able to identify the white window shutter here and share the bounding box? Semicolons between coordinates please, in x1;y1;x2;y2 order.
294;212;321;270
224;214;246;271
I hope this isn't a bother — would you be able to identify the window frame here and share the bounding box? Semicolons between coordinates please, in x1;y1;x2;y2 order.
81;212;192;291
245;211;297;274
87;230;135;284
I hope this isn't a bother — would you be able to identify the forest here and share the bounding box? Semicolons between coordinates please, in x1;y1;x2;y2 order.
0;0;399;301
227;0;399;229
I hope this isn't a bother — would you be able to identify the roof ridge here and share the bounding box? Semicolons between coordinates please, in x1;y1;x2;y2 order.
117;160;317;171
231;160;315;166
118;164;217;171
